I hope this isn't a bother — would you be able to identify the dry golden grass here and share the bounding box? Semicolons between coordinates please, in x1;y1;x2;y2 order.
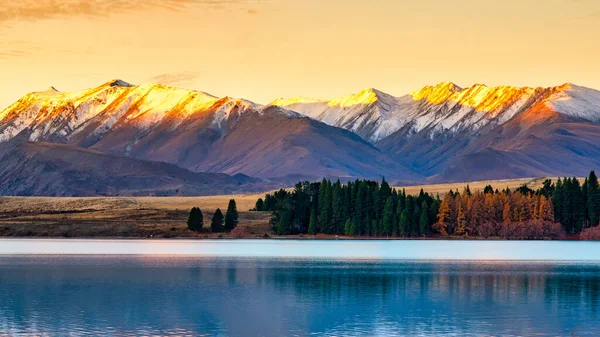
0;176;577;238
0;194;272;238
394;177;551;196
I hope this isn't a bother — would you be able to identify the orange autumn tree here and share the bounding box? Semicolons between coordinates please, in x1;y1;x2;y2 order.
433;193;452;236
433;188;562;239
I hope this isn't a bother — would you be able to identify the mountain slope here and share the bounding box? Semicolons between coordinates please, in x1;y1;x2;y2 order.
376;83;600;180
272;82;600;144
0;140;268;196
275;82;600;180
194;106;418;180
271;88;409;143
0;80;420;181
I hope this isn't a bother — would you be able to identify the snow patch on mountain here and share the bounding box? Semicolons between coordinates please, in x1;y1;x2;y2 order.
546;84;600;122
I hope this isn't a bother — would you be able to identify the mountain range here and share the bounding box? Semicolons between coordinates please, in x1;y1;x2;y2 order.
1;79;599;195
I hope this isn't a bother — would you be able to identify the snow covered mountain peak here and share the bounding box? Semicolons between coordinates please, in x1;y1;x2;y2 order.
327;88;390;107
276;82;600;144
411;81;463;104
545;83;600;122
0;80;266;143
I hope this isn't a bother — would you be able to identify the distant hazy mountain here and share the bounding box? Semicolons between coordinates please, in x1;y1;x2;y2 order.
0;139;267;196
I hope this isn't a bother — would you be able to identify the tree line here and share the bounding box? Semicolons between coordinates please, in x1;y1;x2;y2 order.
254;178;439;236
187;199;239;233
253;171;600;239
433;186;562;239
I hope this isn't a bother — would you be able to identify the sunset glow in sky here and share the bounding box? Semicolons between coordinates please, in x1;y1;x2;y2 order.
1;0;599;109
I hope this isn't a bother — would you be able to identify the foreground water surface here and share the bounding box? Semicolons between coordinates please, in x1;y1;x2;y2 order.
1;240;599;336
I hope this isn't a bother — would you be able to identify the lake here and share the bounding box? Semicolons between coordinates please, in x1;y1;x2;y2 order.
1;239;599;336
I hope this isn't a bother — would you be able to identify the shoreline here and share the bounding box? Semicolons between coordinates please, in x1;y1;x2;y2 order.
0;234;582;241
0;238;598;260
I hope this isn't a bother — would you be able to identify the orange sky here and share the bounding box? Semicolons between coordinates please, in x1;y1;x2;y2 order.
1;0;599;109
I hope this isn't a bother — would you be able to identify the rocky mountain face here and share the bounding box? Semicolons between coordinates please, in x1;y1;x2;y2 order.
2;79;600;196
0;80;420;196
275;82;600;181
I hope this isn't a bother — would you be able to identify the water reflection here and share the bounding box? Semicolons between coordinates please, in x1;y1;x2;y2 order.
0;257;598;336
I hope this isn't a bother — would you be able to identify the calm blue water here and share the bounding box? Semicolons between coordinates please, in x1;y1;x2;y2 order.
0;240;599;336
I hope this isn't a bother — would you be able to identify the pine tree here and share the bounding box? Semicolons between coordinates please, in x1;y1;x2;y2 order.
502;202;512;223
433;194;450;236
379;177;391;211
277;207;293;235
371;219;379;237
211;208;225;233
354;182;368;235
553;178;564;224
382;198;395;236
331;181;344;234
464;185;472;196
224;199;239;232
404;198;415;236
318;179;332;233
419;206;430;236
254;198;264;211
398;209;409;236
187;207;204;232
588;171;600;227
308;205;318;235
344;218;354;236
456;204;467;236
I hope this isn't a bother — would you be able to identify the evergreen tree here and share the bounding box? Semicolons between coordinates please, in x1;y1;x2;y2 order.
464;185;472;196
342;185;352;226
379;177;391;213
331;181;344;234
382;198;395;236
277;207;293;235
354;182;368;235
588;171;600;227
224;199;239;232
419;205;430;236
344;218;354;236
210;208;225;233
318;179;332;233
255;198;264;211
583;178;589;228
553;178;564;224
404;197;415;236
399;208;409;236
371;219;379;237
187;207;204;232
536;179;555;197
308;205;318;235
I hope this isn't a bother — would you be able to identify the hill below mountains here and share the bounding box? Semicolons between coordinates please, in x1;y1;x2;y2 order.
0;139;269;196
1;79;600;195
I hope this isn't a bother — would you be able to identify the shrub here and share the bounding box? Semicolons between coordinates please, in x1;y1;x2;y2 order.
230;226;248;239
580;226;600;240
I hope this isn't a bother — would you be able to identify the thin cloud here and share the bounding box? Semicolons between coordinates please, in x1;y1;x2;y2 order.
0;0;258;24
148;72;201;86
0;50;32;59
